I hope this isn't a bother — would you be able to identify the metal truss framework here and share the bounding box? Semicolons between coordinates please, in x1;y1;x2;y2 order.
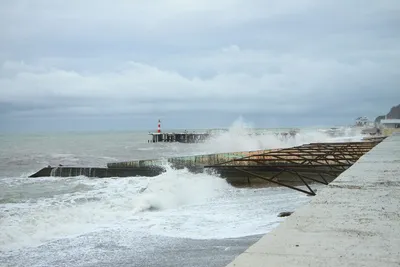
205;138;386;196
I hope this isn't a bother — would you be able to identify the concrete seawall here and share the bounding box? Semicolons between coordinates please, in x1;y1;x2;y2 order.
29;166;164;178
106;149;277;169
225;133;400;266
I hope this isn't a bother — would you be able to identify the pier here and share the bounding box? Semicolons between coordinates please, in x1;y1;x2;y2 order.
148;119;210;143
148;132;210;143
225;133;400;267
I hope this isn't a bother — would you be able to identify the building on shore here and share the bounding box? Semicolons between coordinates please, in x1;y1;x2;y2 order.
379;119;400;136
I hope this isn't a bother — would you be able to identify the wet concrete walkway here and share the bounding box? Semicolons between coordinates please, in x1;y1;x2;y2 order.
226;133;400;267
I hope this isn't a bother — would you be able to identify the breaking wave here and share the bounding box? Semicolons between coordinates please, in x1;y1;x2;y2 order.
0;165;231;251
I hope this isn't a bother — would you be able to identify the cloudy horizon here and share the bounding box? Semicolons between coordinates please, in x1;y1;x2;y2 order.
1;0;399;133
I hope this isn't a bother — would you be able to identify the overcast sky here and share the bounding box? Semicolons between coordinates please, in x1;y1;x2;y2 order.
1;0;399;132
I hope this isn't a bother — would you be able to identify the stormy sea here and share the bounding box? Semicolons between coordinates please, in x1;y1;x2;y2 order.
0;123;365;267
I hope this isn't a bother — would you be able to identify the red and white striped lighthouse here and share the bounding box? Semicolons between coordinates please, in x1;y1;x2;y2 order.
157;119;161;133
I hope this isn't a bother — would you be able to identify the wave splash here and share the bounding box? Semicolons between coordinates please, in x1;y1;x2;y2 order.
198;117;366;153
0;165;230;251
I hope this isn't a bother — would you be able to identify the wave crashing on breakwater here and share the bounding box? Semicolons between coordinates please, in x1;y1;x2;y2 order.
0;163;313;254
1;165;228;250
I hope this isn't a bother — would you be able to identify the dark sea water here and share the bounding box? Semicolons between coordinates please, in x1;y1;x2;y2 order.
0;125;365;267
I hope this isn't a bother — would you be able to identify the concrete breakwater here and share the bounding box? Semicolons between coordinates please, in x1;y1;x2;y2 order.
29;166;164;178
29;149;273;178
106;149;277;169
29;137;385;193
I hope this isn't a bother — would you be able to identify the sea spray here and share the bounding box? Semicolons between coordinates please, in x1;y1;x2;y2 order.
196;117;365;154
131;164;230;213
0;164;230;251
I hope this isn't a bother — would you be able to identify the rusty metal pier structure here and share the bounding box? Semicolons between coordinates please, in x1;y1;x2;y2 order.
204;137;386;195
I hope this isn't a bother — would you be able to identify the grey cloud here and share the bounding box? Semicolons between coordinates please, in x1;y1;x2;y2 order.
0;0;400;132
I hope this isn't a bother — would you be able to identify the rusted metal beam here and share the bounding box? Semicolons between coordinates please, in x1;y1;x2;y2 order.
233;157;357;163
204;163;351;168
307;141;380;145
233;167;316;196
207;165;345;182
291;149;370;154
288;169;329;185
206;164;347;172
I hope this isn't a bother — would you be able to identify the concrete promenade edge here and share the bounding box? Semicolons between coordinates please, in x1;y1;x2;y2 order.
226;133;400;267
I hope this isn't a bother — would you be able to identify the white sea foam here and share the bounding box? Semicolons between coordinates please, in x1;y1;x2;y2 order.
0;166;232;251
0;163;313;253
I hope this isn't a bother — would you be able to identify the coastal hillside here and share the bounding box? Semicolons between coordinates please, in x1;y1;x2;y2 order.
387;104;400;118
375;104;400;123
